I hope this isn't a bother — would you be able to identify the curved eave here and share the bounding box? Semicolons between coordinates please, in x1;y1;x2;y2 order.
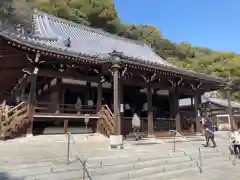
0;30;227;85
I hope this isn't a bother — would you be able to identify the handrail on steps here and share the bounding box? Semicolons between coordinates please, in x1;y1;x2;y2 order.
102;104;114;118
5;102;26;115
66;132;92;180
169;130;202;173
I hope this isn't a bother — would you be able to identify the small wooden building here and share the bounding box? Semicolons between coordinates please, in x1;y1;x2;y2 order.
180;96;240;131
0;10;226;139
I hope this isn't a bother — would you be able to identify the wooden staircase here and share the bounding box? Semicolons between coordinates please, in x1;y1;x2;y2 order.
0;101;30;140
98;105;114;137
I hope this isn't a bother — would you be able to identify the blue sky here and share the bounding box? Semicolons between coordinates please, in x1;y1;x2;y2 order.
113;0;240;53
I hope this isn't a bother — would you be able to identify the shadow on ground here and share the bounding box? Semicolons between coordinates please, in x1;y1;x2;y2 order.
0;172;23;180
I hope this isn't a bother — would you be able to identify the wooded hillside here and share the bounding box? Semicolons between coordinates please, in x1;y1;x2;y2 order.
1;0;240;99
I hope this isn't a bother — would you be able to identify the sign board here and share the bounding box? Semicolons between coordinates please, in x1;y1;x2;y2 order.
120;104;124;113
84;114;90;124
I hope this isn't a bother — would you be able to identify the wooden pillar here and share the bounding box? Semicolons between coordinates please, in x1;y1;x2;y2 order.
56;78;62;113
64;120;68;134
147;85;153;135
96;82;102;132
96;82;103;112
173;87;181;132
195;91;201;133
50;78;61;113
27;53;40;136
112;64;121;135
119;80;124;135
86;82;91;106
227;90;235;130
169;90;174;119
27;67;38;136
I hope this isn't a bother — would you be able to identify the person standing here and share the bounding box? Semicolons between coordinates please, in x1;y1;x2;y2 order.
204;117;217;148
132;113;141;141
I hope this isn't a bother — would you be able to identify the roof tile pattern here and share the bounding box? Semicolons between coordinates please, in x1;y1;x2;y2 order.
33;11;171;65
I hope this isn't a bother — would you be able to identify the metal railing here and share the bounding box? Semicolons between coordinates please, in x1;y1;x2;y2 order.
66;132;92;180
169;130;202;173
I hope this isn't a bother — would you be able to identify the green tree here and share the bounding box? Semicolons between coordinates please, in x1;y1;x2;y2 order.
0;0;32;29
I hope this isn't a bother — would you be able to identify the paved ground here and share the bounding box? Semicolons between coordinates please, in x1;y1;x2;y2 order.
0;131;239;180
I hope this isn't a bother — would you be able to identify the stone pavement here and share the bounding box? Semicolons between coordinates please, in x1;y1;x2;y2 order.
0;132;239;180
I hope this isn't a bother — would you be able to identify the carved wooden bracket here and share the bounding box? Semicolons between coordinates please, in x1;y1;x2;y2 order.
189;82;202;91
121;67;127;77
141;72;159;84
169;77;183;87
26;52;41;64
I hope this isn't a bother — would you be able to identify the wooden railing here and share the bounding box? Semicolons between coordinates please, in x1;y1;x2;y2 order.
0;101;6;133
35;102;97;114
2;102;28;129
1;101;29;137
98;105;114;137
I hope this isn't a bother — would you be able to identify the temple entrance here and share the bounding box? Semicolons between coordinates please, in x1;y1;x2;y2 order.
152;96;172;132
64;88;82;105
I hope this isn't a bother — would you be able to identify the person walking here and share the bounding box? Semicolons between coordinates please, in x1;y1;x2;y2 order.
229;129;240;158
204;117;217;148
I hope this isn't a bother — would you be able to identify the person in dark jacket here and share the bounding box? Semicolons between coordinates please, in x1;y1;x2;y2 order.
204;117;217;148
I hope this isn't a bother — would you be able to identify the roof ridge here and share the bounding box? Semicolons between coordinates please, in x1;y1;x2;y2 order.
33;9;149;48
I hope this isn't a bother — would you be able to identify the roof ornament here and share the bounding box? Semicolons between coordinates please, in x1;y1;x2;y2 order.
60;36;71;47
109;50;123;64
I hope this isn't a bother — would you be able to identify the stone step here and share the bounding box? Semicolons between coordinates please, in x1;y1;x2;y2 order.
128;160;234;180
5;152;229;180
128;167;199;180
0;153;191;174
30;161;195;180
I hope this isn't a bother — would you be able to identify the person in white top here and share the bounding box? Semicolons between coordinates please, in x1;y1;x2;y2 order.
229;130;240;157
132;113;141;141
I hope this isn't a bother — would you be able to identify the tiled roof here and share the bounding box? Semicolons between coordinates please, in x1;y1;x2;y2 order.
0;10;226;83
207;97;240;108
32;10;172;65
179;96;240;109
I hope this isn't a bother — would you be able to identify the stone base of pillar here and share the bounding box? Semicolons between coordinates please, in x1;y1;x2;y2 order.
26;133;33;138
190;124;195;133
0;132;5;140
109;135;124;149
147;134;155;138
26;126;33;138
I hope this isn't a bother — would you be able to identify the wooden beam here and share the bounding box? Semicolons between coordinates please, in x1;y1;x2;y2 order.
38;69;101;83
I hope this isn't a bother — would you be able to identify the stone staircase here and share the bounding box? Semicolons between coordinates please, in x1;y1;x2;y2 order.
0;133;239;180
